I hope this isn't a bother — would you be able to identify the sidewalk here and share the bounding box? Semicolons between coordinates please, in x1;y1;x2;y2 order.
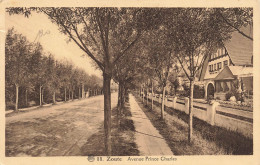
129;94;173;156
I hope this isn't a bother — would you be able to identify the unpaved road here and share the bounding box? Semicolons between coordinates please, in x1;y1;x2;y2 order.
5;93;118;157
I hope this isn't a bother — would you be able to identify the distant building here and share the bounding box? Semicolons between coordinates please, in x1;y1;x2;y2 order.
199;26;253;100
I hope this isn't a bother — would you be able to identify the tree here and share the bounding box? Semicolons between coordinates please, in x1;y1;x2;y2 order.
144;27;177;119
163;8;252;142
5;28;31;111
28;42;47;106
168;65;181;95
7;7;164;155
213;8;253;41
166;9;220;142
113;43;145;116
43;54;60;104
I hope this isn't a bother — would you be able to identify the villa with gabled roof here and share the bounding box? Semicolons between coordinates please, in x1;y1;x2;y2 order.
199;25;253;100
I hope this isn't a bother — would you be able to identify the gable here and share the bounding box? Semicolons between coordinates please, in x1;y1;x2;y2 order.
214;66;235;80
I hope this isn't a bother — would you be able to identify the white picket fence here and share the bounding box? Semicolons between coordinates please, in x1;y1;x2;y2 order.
144;93;253;139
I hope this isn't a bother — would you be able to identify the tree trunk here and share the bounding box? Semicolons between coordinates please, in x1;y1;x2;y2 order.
146;87;149;105
72;90;74;100
124;87;128;102
152;82;154;110
117;82;121;110
15;84;19;111
68;90;71;100
188;80;194;143
117;82;121;126
161;86;166;120
121;83;125;108
42;88;44;104
82;84;85;98
79;87;81;99
142;86;144;103
103;72;112;156
65;87;67;102
53;92;56;104
40;86;42;106
25;88;28;107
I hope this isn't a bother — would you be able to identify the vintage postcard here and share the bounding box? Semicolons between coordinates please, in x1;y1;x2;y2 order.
0;0;259;165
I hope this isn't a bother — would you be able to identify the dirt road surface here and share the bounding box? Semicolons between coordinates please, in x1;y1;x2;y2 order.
5;93;118;157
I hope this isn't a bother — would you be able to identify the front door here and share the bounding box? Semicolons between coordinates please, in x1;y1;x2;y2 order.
207;83;214;99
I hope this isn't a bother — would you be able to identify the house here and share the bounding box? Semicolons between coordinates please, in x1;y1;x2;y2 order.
199;25;253;100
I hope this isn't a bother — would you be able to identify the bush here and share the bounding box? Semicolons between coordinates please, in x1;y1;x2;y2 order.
225;90;245;102
177;84;205;99
193;85;205;99
225;92;233;101
6;101;15;110
206;95;215;103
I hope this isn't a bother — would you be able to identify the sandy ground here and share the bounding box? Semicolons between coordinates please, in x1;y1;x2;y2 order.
5;93;118;157
129;94;173;155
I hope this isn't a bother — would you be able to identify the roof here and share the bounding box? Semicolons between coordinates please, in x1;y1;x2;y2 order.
228;66;253;77
214;66;253;81
224;26;253;66
199;54;209;81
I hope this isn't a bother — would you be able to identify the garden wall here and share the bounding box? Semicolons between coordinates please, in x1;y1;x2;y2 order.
147;94;253;139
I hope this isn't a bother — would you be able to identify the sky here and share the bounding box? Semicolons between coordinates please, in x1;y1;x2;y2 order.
5;11;102;77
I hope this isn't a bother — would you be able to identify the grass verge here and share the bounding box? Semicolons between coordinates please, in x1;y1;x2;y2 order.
133;93;253;155
80;101;139;156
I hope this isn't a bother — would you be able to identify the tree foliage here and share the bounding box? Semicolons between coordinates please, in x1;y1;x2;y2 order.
5;28;102;110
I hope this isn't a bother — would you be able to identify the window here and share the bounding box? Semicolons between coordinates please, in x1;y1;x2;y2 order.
217;62;222;70
214;64;216;71
224;60;228;66
209;65;213;72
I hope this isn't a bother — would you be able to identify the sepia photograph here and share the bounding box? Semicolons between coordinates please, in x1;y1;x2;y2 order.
0;1;259;165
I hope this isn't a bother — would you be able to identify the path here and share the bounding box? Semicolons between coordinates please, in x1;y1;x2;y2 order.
5;93;118;157
129;94;173;155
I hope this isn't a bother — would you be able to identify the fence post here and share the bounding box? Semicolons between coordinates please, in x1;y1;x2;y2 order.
165;96;168;107
206;101;219;125
173;97;177;109
184;97;189;114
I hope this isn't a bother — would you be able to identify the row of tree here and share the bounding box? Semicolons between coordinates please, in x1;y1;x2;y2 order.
7;7;252;155
111;8;253;145
5;28;103;111
133;8;253;143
